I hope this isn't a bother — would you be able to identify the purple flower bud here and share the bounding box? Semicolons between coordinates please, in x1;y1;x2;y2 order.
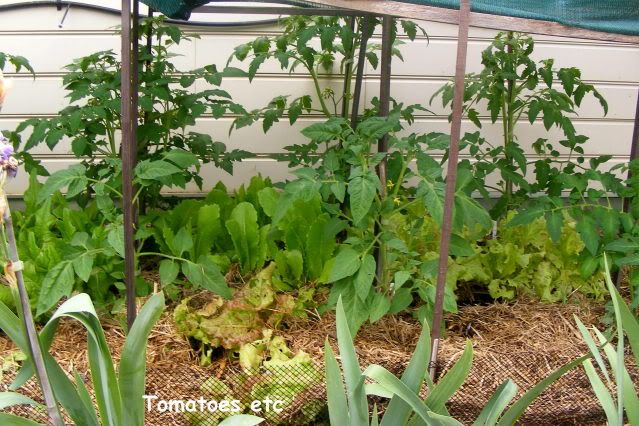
0;143;13;161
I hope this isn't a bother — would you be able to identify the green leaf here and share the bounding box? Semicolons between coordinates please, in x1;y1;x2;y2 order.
159;260;180;286
36;261;75;316
368;292;391;323
42;294;122;425
135;160;181;180
425;341;473;414
381;320;432;426
163;149;199;168
173;227;194;257
545;211;563;243
507;205;545;227
354;254;376;301
195;204;222;259
0;392;42;410
225;202;261;274
498;355;588;425
301;119;344;143
419;180;445;226
182;256;231;299
393;271;411;290
449;234;475;257
574;316;609;383
321;248;361;283
349;172;379;224
0;413;44;426
363;365;437;424
335;297;369;426
37;165;88;203
108;225;125;258
605;239;639;253
257;187;279;218
306;217;344;280
583;359;618;424
324;340;349;426
72;254;94;282
576;216;600;256
119;293;165;426
473;380;517;426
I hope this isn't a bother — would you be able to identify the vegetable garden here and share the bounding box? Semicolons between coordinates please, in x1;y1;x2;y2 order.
0;0;639;425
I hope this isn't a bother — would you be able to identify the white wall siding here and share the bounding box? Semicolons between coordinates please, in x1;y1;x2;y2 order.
1;2;638;196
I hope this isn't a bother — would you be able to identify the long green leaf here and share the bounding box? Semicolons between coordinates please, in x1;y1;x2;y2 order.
0;413;44;426
425;411;464;426
595;328;639;424
574;316;610;384
325;339;350;426
72;369;101;425
363;365;434;424
425;341;473;415
44;353;100;426
497;355;588;425
335;297;368;426
583;360;618;425
472;380;517;426
603;256;625;425
119;292;165;426
0;392;41;410
381;321;432;426
0;302;29;358
43;294;122;426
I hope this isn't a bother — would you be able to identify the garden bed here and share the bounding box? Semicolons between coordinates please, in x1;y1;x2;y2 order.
1;296;627;425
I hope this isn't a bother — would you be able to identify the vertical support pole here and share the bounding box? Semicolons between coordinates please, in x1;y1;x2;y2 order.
121;0;138;330
623;87;639;213
377;15;393;196
375;15;393;282
429;0;471;379
351;15;374;129
617;87;639;287
341;17;357;119
3;203;64;426
132;0;140;224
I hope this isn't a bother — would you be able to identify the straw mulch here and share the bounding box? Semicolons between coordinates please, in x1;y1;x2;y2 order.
0;297;626;425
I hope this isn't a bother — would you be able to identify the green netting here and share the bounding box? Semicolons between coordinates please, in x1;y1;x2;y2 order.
403;0;639;36
141;0;210;21
141;0;639;37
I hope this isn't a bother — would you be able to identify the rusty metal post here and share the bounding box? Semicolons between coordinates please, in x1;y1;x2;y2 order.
429;0;472;379
121;0;138;330
378;16;393;195
351;15;374;129
623;88;639;213
375;15;393;283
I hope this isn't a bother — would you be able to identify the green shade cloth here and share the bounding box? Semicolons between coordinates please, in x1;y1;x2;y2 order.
141;0;639;36
403;0;639;36
140;0;211;20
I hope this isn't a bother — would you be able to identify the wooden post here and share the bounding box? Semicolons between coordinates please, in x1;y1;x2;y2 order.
429;0;471;379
